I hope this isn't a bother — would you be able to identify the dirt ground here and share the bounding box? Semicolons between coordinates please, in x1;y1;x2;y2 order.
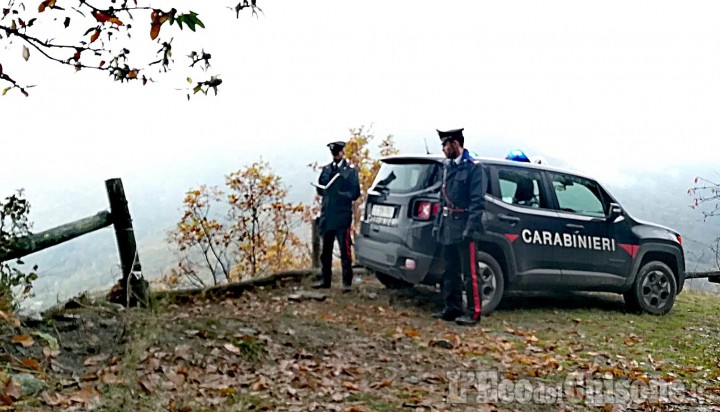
2;272;720;411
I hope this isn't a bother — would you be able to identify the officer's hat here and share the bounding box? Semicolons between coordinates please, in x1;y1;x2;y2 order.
327;141;346;154
437;128;465;145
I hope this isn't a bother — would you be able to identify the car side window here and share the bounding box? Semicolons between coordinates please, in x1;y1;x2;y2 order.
549;172;607;217
496;168;548;209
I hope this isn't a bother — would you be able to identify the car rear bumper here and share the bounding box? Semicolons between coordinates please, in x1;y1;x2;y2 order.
355;236;435;284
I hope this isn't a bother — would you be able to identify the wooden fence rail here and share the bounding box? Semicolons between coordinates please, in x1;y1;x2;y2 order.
0;178;148;306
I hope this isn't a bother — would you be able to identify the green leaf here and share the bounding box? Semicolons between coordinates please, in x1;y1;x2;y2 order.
186;77;192;84
31;331;58;351
2;87;11;96
193;84;202;94
172;12;204;32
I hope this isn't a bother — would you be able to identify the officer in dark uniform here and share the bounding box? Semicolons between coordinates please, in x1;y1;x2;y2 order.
431;128;488;326
313;141;361;291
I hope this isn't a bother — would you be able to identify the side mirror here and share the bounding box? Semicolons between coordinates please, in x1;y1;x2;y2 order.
607;203;623;221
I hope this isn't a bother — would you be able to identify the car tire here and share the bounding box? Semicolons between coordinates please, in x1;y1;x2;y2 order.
475;251;505;316
625;261;677;315
374;271;414;289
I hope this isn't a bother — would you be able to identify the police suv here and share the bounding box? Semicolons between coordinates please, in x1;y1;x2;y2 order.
355;153;685;315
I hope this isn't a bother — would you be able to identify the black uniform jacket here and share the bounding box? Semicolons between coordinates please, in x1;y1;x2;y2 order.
317;159;361;234
434;149;488;246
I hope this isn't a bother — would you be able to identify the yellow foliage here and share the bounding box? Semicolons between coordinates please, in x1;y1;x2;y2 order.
340;126;399;234
167;161;309;288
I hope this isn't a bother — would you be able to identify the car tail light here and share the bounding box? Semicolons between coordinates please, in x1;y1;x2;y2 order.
677;234;683;245
404;258;416;270
414;201;439;220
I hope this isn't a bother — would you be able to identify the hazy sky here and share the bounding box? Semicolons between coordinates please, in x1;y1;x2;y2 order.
2;0;720;226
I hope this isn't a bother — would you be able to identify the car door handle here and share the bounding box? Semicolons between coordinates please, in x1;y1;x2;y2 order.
498;214;520;224
566;223;585;230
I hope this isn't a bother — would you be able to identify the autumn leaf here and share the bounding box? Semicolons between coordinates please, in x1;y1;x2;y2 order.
41;391;67;407
150;23;161;40
0;394;12;406
174;344;193;360
38;0;55;13
404;329;420;338
128;70;138;79
149;9;170;40
12;335;34;347
84;353;109;366
224;343;241;355
0;310;20;327
20;358;40;370
69;387;101;406
138;374;160;394
251;375;268;391
5;379;22;400
342;381;360;391
369;380;392;389
93;11;123;26
90;29;100;43
515;356;535;365
22;45;30;61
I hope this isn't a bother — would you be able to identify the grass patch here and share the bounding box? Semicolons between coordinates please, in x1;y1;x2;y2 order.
346;393;396;411
224;392;276;410
232;336;266;362
486;290;720;385
96;308;167;411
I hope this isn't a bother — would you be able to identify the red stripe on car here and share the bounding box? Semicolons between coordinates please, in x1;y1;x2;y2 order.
619;244;639;259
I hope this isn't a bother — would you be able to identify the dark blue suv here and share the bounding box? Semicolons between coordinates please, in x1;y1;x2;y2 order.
355;155;686;315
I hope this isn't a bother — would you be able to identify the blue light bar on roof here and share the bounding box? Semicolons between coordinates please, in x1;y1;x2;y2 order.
506;149;531;163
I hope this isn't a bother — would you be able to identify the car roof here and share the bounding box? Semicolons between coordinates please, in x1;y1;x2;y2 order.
380;153;597;181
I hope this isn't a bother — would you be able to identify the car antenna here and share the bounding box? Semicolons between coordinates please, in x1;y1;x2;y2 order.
424;138;431;154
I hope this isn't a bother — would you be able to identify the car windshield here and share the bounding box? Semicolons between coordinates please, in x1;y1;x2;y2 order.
371;161;439;194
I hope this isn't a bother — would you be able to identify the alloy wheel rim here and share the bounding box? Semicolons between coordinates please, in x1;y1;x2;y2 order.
640;269;671;310
477;262;497;307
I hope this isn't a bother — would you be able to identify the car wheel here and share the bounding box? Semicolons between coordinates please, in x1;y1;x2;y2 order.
374;271;413;289
475;251;505;316
626;261;677;315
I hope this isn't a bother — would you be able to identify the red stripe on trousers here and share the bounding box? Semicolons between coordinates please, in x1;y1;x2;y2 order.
469;241;481;320
346;228;352;259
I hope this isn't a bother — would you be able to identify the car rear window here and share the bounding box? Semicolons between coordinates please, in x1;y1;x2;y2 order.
371;160;440;194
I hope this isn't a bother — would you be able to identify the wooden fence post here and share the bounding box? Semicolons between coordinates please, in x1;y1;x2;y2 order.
311;218;320;269
105;178;148;306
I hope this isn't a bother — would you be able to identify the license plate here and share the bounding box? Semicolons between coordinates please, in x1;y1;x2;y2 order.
371;204;395;219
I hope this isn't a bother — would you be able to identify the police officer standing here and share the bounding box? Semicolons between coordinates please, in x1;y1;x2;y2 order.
432;128;488;325
313;141;361;292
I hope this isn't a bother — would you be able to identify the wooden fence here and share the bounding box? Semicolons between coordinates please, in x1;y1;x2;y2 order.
0;178;148;306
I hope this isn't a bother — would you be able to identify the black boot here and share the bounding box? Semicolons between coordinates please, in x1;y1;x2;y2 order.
455;315;480;326
431;309;462;321
311;279;330;289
